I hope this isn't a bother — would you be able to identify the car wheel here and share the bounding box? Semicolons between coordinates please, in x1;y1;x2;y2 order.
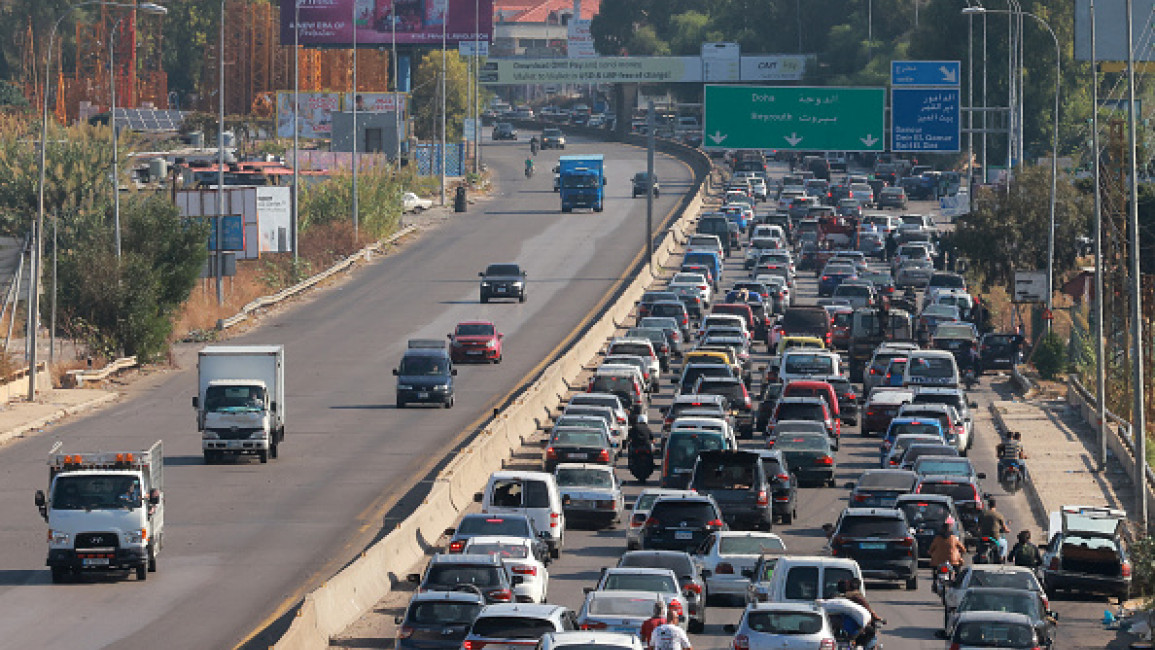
782;509;794;525
444;396;454;409
396;398;406;409
688;617;705;634
826;477;836;487
906;574;918;590
518;293;526;303
51;567;69;584
480;294;488;304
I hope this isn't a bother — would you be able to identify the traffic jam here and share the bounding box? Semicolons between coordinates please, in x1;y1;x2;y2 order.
390;149;1128;650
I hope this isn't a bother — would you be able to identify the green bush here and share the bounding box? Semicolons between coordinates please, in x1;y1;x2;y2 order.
1034;331;1067;380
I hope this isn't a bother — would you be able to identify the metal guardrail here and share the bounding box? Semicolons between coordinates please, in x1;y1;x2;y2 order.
65;356;138;387
1068;374;1155;491
216;225;419;331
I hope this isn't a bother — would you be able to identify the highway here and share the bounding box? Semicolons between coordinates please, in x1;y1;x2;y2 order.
0;135;696;649
346;162;1120;649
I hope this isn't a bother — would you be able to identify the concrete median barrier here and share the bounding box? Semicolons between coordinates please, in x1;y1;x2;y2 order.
273;136;710;650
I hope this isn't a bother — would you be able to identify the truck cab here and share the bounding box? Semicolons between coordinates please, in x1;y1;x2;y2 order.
35;441;164;583
394;339;457;409
558;154;606;212
193;344;286;464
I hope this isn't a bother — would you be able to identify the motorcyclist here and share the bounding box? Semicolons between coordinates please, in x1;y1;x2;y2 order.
838;578;884;647
627;414;656;482
1008;529;1043;568
529;136;539;155
524;157;535;177
996;432;1027;483
977;496;1011;562
928;522;967;572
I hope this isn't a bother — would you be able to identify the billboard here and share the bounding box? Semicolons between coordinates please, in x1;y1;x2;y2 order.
567;19;595;58
342;92;407;113
277;92;341;139
480;57;703;85
281;0;494;47
739;55;808;82
1075;0;1155;62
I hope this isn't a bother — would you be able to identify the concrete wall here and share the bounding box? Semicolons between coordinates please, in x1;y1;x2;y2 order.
272;136;711;650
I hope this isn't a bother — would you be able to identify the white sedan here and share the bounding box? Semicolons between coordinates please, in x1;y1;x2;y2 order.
462;536;550;603
402;191;433;212
693;531;786;604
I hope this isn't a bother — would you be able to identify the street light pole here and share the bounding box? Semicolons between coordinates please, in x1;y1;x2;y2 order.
351;0;359;238
33;1;166;401
217;0;226;306
1125;0;1148;534
110;17;123;259
292;0;300;266
440;4;447;206
1089;0;1107;471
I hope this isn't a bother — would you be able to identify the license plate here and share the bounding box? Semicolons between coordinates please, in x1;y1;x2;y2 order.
467;350;483;355
675;531;694;540
860;542;888;550
418;392;429;399
82;557;110;567
570;499;594;508
567;452;588;460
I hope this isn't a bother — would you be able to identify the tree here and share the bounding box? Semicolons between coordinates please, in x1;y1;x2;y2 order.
410;50;471;141
57;195;208;360
953;165;1090;289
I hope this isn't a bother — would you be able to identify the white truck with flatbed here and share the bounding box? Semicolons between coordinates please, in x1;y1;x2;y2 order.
193;344;285;463
34;440;164;583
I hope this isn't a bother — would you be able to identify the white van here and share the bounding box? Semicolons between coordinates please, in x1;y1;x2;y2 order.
904;350;960;389
755;555;865;603
477;471;565;558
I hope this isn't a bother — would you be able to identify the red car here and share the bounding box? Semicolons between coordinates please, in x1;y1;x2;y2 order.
448;321;503;363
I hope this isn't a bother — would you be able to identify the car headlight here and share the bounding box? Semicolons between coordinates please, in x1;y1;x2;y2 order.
127;528;147;545
481;282;491;287
486;340;497;348
202;431;220;440
435;384;451;391
249;429;268;440
50;530;70;545
397;384;414;390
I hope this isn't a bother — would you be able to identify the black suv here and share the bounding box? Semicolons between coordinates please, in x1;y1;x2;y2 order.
696;215;732;256
755;449;798;524
394;590;485;650
632;172;660;198
540;127;566;149
408;553;520;603
827;507;919;590
492;122;517;140
641;494;727;552
689;450;774;531
479;263;527;303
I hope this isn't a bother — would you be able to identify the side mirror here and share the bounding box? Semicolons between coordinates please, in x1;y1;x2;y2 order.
35;490;45;508
522;271;527;277
447;333;453;340
498;333;504;339
538;531;550;540
602;178;607;186
701;569;712;578
583;586;594;594
192;396;199;408
270;401;278;413
473;492;483;503
822;523;835;539
394;616;404;625
392;368;399;376
451;368;458;376
976;472;987;480
723;624;737;634
844;481;856;490
741;568;754;579
148;489;161;506
478;272;484;277
444;527;456;536
406;573;421;583
969;401;978;408
1049;611;1060;621
562;495;572;507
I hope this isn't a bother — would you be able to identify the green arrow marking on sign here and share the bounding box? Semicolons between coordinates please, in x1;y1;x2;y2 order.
703;85;886;152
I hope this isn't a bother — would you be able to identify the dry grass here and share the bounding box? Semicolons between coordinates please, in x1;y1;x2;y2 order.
173;261;275;336
51;358;95;388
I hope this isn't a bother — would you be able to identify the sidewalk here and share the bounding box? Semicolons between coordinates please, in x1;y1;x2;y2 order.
991;398;1130;527
0;388;118;448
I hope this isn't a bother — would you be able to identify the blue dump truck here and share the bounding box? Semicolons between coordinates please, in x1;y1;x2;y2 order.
558;154;606;212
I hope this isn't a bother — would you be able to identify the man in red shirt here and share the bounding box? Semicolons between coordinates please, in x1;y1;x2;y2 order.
640;600;666;646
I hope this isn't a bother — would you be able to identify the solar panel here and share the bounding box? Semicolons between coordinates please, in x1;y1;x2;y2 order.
113;108;188;133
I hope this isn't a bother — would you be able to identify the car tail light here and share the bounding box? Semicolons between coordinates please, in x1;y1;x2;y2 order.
948;644;960;650
846;392;856;400
449;540;465;552
397;625;415;639
821;276;830;281
581;621;608;630
707;519;724;529
631;513;647;526
1123;561;1133;577
683;582;702;595
550;512;559;529
820;641;836;650
900;536;916;548
852;493;867;502
869;368;877;375
464;641;487;650
597;449;610;462
546;447;557;460
816;455;833;465
487;588;513;602
645;517;660;528
756;490;768;506
511;564;537;576
733;634;750;650
741;384;751;408
716;562;735;575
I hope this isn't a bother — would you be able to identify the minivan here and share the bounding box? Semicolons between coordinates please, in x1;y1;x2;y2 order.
904;350;960;388
754;555;865;604
477;471;565;558
660;429;730;489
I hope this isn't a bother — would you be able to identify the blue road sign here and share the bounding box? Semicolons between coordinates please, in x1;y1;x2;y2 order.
891;60;960;87
207;215;244;251
891;88;960;153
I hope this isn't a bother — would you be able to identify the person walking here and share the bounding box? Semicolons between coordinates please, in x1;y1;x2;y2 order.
649;605;693;650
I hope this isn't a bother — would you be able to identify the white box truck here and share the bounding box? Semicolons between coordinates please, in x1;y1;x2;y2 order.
193;344;285;464
35;440;164;583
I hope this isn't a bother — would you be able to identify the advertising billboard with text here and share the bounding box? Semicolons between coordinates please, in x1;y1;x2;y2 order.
280;0;493;47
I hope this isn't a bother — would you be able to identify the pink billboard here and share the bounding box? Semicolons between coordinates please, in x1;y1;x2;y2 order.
280;0;493;47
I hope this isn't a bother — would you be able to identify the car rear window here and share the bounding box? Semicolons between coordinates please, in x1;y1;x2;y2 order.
602;573;679;593
908;356;956;378
611;343;652;357
489;480;551;509
775;435;828;451
555;467;613;488
720;536;786;555
587;594;658;617
409;601;484;624
890;422;942;437
693;460;757;490
837;516;907;538
470;616;558;639
781;308;829;330
618;553;693;576
552;431;605;446
426;565;503;588
857;472;916;489
914;458;971;476
458;516;532;536
783;354;836;376
918;481;977;503
898;501;951;526
775;403;824;421
745;611;825;635
650;500;718;524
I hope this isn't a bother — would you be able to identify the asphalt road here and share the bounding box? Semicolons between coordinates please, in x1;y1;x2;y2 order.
359;164;1119;649
0;135;695;650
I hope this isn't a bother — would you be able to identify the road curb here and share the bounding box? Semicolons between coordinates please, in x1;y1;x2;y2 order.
987;402;1049;529
0;391;120;448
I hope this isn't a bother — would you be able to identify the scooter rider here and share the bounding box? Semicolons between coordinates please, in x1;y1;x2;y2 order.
996;432;1027;482
1008;530;1043;569
524;156;535;177
928;522;967;572
529;136;539;155
838;578;884;648
627;414;656;482
977;496;1011;562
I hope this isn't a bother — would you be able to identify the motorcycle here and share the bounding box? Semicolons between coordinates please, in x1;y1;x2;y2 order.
931;562;957;598
999;460;1024;493
525;165;534;179
962;367;977;390
627;438;655;483
974;536;1002;565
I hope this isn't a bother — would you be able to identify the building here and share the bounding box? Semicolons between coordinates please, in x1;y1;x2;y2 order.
492;0;601;58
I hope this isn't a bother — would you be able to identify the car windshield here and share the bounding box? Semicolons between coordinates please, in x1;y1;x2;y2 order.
52;475;142;511
457;517;531;536
587;594;660;617
465;542;530;558
719;535;786;555
486;264;520;276
408;601;483;625
601;573;678;593
745;611;824;635
556;467;613;488
953;621;1035;647
838;516;907;538
563;174;599;188
456;323;495;336
899;501;952;526
469;616;557;639
400;356;447;376
204;385;266;412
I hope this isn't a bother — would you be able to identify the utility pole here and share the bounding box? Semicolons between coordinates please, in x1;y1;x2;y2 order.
351;0;359;238
217;0;226;306
646;102;655;275
440;5;447;206
1125;0;1148;534
292;0;300;265
1090;0;1107;472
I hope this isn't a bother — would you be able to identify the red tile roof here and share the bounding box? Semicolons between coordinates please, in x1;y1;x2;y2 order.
495;0;601;23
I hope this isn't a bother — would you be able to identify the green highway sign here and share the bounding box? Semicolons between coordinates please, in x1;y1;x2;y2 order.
703;85;886;152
